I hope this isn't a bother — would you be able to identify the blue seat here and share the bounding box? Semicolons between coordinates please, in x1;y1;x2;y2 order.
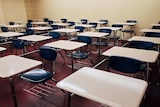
23;29;34;35
43;18;49;22
68;21;75;27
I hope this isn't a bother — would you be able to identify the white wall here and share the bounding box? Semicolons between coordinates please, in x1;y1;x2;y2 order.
0;0;5;24
1;0;27;24
35;0;160;35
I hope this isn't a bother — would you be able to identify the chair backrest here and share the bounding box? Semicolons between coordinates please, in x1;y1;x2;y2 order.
12;39;24;49
152;26;160;29
27;20;33;23
126;20;137;23
81;19;88;24
26;23;32;28
75;26;85;32
99;28;112;35
89;22;97;28
1;27;8;32
39;46;57;61
48;20;53;25
9;22;14;25
25;29;34;35
109;56;141;73
49;32;60;39
51;25;59;30
145;32;160;37
43;18;49;22
68;21;75;26
77;36;92;45
61;18;67;23
112;24;123;28
129;40;154;50
100;19;108;24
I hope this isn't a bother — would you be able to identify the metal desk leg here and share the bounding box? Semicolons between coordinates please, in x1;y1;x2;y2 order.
9;78;18;107
68;92;72;107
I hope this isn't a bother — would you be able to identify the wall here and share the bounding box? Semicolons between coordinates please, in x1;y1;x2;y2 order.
35;0;160;35
1;0;27;24
0;0;5;24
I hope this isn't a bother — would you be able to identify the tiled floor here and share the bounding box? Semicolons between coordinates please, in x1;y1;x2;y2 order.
0;39;160;107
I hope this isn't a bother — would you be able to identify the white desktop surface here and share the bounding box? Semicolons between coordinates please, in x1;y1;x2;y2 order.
97;27;122;31
140;29;160;33
0;55;42;78
18;35;52;42
57;67;148;107
102;46;159;63
44;40;86;50
29;26;52;31
0;32;23;38
0;46;6;52
53;28;79;33
114;22;136;26
78;31;108;38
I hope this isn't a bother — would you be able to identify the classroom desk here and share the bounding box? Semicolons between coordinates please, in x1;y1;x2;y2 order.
102;46;159;81
57;67;148;107
0;32;24;44
74;24;95;31
77;31;109;61
31;22;48;26
0;55;42;107
97;27;122;45
18;35;52;49
52;23;70;28
44;40;86;72
5;25;25;32
53;28;79;39
29;26;52;33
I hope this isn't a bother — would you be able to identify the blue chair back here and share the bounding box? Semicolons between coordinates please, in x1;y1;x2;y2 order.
25;29;34;35
51;25;58;30
12;39;24;49
99;28;112;34
61;18;67;23
49;32;60;39
27;20;33;23
89;22;97;28
126;20;137;23
39;46;57;61
43;18;49;22
1;27;8;32
145;32;160;37
109;56;141;73
26;23;32;28
81;19;88;24
112;24;123;28
100;20;108;24
68;21;75;26
48;20;53;25
75;26;85;32
9;22;14;25
129;40;154;50
152;26;160;29
77;36;92;45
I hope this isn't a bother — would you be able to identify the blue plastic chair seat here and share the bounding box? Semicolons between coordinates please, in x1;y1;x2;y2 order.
20;68;52;83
